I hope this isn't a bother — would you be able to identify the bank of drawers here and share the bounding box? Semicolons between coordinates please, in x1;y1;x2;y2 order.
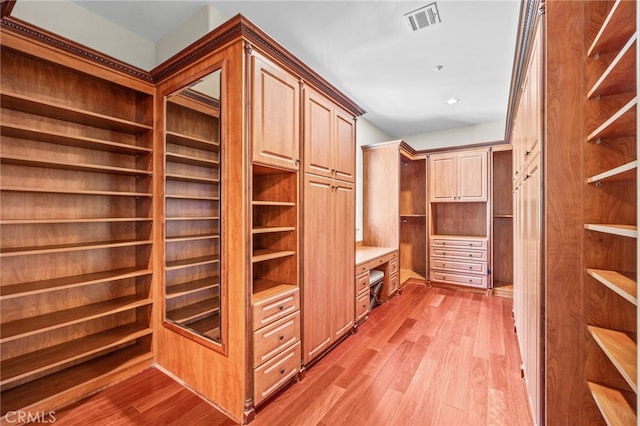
354;250;398;324
430;236;488;289
252;287;300;404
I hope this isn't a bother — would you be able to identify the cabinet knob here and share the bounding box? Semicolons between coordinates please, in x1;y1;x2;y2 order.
295;158;300;166
279;335;284;340
278;305;284;311
279;368;285;375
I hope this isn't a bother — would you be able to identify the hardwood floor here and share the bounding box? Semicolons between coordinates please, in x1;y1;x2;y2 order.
53;284;533;426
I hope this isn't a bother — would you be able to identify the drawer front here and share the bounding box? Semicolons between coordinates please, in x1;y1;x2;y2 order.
431;238;487;250
388;273;399;296
389;258;399;276
431;258;487;275
253;311;300;366
431;270;487;288
355;291;369;322
430;247;488;261
253;288;300;330
356;271;370;295
254;341;301;405
369;256;386;270
355;263;368;275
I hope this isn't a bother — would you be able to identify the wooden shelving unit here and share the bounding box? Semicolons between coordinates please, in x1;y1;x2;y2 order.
492;147;514;296
164;92;221;342
0;46;154;415
583;1;638;423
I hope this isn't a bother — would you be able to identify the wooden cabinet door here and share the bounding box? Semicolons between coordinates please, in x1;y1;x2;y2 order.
303;174;333;363
429;153;457;201
333;108;355;182
304;87;333;178
252;55;300;170
458;151;488;201
332;180;355;339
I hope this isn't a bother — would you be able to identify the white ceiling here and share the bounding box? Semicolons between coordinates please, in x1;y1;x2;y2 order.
66;1;521;138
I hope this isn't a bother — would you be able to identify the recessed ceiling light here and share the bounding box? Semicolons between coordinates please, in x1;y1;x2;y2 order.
446;98;459;105
434;65;443;71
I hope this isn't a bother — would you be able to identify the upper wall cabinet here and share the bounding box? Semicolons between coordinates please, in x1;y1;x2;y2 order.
251;53;300;170
429;150;488;202
304;86;355;182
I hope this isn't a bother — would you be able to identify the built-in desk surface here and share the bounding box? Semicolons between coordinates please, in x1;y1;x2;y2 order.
356;246;396;266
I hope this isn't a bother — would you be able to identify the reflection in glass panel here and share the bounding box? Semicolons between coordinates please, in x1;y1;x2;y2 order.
164;69;222;344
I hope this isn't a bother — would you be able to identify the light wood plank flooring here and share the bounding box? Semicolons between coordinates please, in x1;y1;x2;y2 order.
53;284;533;425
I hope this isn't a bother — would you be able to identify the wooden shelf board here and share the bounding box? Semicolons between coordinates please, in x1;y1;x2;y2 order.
0;154;152;177
165;173;219;184
165;255;219;270
0;186;152;198
166;152;219;167
252;249;296;263
0;267;153;299
165;194;220;201
0;344;152;416
252;201;295;207
1;323;151;386
185;315;220;340
587;161;637;184
252;226;296;234
166;278;220;299
165;234;220;243
588;97;637;141
493;214;514;219
588;34;637;99
588;381;637;426
166;297;220;324
584;224;638;238
0;217;152;225
588;0;637;56
0;122;152;155
430;234;488;241
166;131;219;152
165;216;219;222
0;92;152;135
588;326;638;391
0;296;152;342
400;268;426;285
252;279;298;302
587;269;637;305
399;213;427;217
0;239;153;258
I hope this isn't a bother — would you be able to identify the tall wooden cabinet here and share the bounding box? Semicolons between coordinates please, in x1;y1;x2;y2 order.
0;24;154;416
0;13;363;424
302;86;356;365
362;141;427;288
509;0;638;424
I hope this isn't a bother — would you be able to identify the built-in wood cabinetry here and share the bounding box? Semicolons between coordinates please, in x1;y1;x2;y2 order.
0;13;363;423
251;54;300;171
429;150;488;202
0;28;154;416
428;148;490;290
362;141;427;287
509;1;638;423
492;147;513;296
304;86;356;182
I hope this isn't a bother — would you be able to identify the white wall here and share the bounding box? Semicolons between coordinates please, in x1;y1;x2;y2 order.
355;117;392;241
156;6;228;65
12;0;156;70
401;120;506;150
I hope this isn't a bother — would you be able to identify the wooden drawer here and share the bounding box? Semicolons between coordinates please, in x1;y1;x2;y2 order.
389;257;399;276
431;270;487;288
355;263;368;275
431;238;487;250
356;271;370;295
254;341;301;405
368;251;397;270
430;247;488;261
355;290;369;322
253;287;300;330
388;273;399;296
431;258;487;275
253;310;300;366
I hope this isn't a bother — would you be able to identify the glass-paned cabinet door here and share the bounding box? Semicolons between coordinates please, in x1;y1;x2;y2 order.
164;69;223;346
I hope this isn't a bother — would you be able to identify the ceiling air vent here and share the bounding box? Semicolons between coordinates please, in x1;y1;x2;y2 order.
405;2;441;31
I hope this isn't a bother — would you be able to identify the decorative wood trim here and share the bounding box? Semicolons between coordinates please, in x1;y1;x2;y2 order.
416;140;508;155
152;14;365;117
0;16;153;83
1;0;16;19
183;89;221;110
504;0;543;142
